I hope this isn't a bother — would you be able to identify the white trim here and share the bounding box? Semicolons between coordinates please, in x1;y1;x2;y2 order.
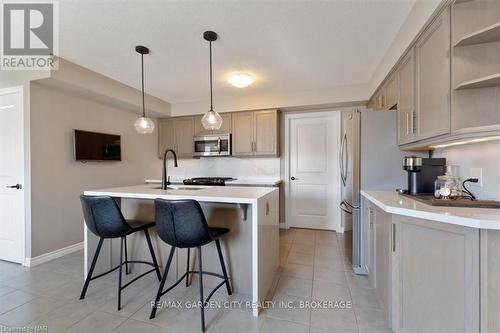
24;242;83;267
284;109;343;231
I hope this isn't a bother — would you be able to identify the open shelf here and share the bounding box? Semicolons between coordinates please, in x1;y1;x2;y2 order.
455;73;500;90
455;22;500;47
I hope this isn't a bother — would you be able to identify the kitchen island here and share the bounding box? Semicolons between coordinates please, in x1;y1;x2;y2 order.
83;184;279;316
361;190;500;332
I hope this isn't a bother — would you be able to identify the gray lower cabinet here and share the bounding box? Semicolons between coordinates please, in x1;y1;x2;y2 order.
374;206;393;325
392;216;479;332
366;205;481;332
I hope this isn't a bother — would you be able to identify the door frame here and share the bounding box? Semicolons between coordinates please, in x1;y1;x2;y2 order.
283;110;342;232
0;85;26;264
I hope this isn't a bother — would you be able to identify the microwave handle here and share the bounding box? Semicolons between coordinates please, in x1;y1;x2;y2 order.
217;137;221;154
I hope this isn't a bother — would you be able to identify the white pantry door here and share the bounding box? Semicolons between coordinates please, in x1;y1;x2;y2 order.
0;87;25;263
288;112;340;230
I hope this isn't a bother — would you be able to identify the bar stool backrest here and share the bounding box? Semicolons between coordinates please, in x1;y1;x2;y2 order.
154;199;212;248
80;195;131;238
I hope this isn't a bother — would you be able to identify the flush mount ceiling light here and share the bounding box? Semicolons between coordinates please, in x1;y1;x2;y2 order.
201;31;223;130
228;73;255;88
134;45;155;134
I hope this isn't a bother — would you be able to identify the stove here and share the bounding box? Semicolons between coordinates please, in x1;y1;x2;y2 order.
183;177;235;186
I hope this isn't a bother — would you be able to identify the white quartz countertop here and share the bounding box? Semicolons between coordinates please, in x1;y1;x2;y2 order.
361;190;500;230
145;177;281;186
84;184;278;204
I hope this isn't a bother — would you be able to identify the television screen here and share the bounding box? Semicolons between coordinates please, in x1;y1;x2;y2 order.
74;130;121;161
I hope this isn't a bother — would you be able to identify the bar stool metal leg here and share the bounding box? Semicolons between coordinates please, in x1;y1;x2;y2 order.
80;237;104;300
118;236;124;311
144;229;162;281
150;246;176;319
186;248;190;287
198;246;205;332
124;236;129;275
215;239;232;295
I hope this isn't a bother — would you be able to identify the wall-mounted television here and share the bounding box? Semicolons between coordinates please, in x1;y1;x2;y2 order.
73;130;121;161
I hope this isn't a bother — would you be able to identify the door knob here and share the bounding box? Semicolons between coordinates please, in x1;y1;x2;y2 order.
291;177;297;181
6;184;22;189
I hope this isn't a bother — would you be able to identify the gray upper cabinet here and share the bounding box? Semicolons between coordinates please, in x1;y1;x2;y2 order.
194;115;212;136
173;117;195;157
232;109;279;157
397;49;416;145
213;113;232;135
158;118;175;157
194;113;232;136
415;6;451;141
159;109;278;159
254;110;279;155
383;73;398;110
368;1;499;149
232;111;255;156
158;116;194;158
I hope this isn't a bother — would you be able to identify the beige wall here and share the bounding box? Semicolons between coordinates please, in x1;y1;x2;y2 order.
433;140;500;200
30;83;161;257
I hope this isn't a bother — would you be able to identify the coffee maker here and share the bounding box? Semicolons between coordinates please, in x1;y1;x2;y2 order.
403;156;446;195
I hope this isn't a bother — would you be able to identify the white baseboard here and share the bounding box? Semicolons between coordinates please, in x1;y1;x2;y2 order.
24;242;83;267
279;222;288;229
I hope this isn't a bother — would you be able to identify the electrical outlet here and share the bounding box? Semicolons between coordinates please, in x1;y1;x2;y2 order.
469;168;483;187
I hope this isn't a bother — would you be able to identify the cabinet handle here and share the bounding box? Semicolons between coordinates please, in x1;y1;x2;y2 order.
406;113;410;135
411;111;416;134
392;223;396;252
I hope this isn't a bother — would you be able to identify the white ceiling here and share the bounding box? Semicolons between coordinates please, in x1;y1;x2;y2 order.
59;0;415;104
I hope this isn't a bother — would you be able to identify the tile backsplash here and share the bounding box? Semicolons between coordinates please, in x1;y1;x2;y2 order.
165;157;281;180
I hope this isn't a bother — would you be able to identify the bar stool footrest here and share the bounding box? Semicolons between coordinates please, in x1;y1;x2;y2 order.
160;270;228;300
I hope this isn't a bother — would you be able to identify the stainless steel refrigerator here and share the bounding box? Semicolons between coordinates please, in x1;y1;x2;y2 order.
339;109;405;275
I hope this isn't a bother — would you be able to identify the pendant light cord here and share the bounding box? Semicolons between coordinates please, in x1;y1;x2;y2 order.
209;41;213;111
141;53;146;118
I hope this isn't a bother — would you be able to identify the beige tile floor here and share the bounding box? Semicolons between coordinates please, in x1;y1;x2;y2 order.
0;229;390;332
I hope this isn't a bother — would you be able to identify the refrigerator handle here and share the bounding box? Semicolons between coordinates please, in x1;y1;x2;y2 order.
344;132;348;184
344;200;360;210
339;133;345;186
340;201;352;214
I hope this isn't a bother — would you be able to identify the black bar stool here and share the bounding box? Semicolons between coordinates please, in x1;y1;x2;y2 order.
79;195;162;310
150;199;232;332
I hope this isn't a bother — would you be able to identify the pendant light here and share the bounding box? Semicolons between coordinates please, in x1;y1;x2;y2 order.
201;31;223;130
134;45;155;134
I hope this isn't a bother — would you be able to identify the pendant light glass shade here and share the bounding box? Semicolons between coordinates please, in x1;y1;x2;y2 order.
134;116;155;134
201;109;223;130
135;45;154;134
202;31;223;130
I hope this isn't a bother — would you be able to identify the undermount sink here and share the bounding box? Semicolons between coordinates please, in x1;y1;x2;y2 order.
152;186;204;191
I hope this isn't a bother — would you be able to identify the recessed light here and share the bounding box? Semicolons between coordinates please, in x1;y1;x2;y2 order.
228;73;254;88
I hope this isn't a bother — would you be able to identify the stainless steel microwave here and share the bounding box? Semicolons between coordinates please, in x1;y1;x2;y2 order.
193;134;232;157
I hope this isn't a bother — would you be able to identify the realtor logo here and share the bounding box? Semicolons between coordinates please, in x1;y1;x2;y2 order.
1;1;58;70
